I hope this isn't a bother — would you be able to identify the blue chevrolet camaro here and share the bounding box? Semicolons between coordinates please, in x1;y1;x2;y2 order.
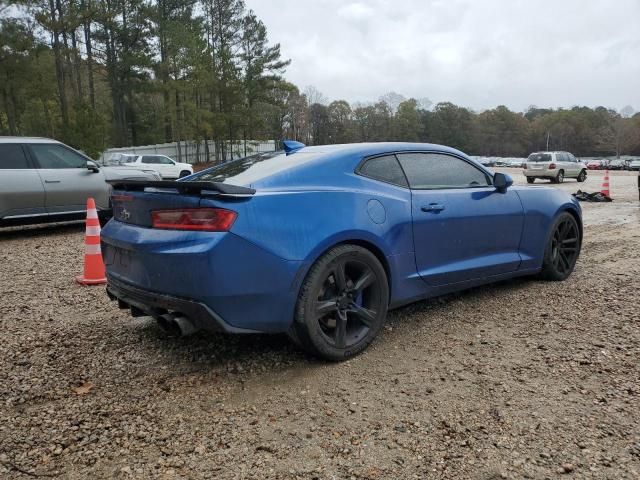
102;142;582;360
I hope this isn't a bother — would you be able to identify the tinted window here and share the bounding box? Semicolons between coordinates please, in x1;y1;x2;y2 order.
359;155;408;187
0;144;30;169
142;155;173;165
557;153;567;162
528;153;552;162
568;154;576;163
30;144;87;169
397;153;491;189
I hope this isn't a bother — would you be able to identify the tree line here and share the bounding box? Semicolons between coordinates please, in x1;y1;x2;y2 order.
1;1;639;160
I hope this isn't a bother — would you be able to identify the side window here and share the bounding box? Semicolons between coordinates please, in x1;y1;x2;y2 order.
30;144;87;169
558;153;568;162
159;156;175;165
359;155;408;187
141;156;160;164
0;144;30;169
569;154;577;163
396;153;491;189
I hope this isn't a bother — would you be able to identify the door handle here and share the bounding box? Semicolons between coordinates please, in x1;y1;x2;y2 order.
44;180;61;184
421;203;445;213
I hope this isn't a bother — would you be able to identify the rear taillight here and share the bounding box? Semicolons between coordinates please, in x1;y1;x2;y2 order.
151;208;237;231
548;163;556;170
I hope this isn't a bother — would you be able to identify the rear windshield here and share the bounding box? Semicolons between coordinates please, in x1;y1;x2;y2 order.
528;153;552;162
186;150;325;185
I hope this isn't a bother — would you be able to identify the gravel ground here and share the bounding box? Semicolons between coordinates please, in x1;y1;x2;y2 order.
1;171;639;479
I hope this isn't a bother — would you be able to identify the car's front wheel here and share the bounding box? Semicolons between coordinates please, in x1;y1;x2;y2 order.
538;212;581;281
179;170;191;178
290;245;389;361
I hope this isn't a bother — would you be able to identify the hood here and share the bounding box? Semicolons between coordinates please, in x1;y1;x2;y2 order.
101;166;161;181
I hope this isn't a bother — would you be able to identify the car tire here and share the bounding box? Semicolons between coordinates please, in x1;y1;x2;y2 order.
526;177;535;184
290;244;389;361
577;170;587;182
179;170;191;178
554;170;564;184
538;212;581;281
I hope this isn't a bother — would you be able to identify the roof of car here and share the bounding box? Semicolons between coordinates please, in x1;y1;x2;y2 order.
294;142;467;158
0;137;63;144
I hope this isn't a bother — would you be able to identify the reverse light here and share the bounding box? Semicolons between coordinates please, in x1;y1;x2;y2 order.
151;208;237;231
548;163;556;170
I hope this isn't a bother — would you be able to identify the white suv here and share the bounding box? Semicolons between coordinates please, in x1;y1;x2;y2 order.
122;154;193;179
523;151;587;184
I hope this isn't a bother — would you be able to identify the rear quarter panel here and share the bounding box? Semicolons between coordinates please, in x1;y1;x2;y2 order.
201;174;425;305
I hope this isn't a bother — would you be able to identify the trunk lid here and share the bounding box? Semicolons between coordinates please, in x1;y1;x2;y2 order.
108;180;255;228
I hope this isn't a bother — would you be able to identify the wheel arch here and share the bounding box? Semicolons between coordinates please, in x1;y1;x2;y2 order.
562;206;583;241
295;233;393;302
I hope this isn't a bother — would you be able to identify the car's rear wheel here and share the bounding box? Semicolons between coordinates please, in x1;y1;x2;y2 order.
553;170;564;184
577;169;587;182
290;245;389;361
538;212;581;281
526;177;535;184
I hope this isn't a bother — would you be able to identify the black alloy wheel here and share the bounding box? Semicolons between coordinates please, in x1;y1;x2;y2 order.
290;245;388;361
539;212;581;281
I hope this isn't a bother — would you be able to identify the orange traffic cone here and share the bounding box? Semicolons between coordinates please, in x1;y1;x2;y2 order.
600;169;611;198
76;198;107;285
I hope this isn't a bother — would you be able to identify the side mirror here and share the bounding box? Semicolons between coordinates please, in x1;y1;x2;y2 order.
494;172;513;193
87;160;100;173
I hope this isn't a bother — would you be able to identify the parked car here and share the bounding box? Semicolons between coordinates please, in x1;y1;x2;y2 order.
586;160;606;170
102;141;583;361
0;137;161;227
523;151;587;184
102;153;139;166
607;159;626;170
629;160;640;171
509;159;525;168
123;154;193;179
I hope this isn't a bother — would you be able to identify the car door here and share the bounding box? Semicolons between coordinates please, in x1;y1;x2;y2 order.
397;152;525;286
567;153;580;177
141;155;177;178
27;143;107;215
0;143;47;221
559;152;571;176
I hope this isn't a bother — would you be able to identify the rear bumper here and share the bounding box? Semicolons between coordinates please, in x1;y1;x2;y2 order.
524;169;555;177
100;220;304;333
106;275;258;333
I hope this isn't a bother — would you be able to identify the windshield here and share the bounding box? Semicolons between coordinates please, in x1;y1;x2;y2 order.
527;153;552;162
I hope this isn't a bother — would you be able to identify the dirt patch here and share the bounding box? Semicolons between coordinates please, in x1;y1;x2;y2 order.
1;179;639;479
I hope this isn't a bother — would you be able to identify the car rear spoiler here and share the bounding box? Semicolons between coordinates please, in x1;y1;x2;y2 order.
107;180;256;197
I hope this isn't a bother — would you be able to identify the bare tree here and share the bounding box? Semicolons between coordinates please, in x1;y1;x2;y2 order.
379;91;405;114
304;85;328;106
597;116;639;158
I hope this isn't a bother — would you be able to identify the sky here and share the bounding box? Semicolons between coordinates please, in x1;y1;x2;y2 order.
248;0;640;113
